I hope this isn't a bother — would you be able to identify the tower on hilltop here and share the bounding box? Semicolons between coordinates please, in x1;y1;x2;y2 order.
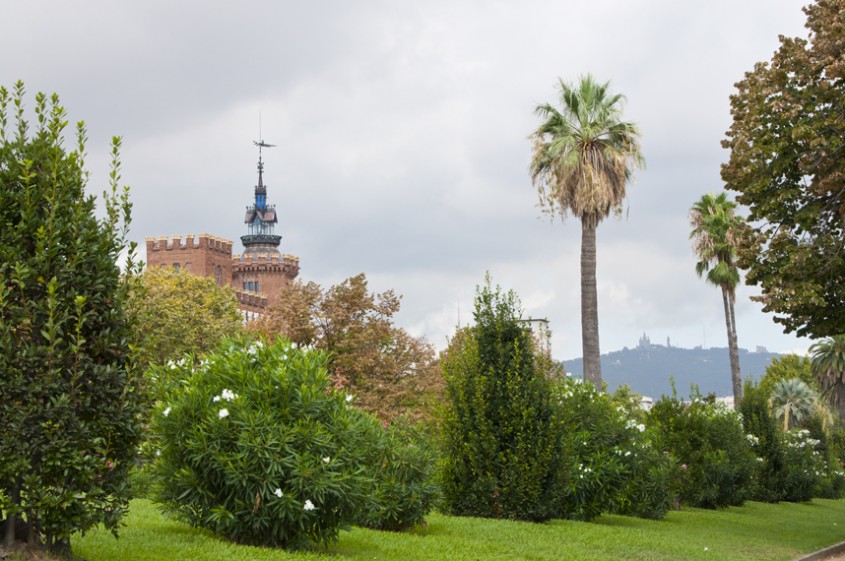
241;140;282;256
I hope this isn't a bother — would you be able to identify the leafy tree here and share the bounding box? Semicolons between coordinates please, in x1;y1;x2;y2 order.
439;278;568;521
722;0;845;338
759;354;817;398
530;75;644;389
770;378;817;431
810;335;845;423
248;273;442;421
0;83;145;554
689;192;743;403
128;266;242;374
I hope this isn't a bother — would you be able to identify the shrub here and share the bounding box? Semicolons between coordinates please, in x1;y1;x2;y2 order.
355;416;440;531
150;338;374;550
439;278;567;521
552;377;672;521
739;382;788;502
0;83;145;554
649;392;755;508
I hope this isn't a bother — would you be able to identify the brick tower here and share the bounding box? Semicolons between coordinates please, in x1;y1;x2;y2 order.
145;139;299;318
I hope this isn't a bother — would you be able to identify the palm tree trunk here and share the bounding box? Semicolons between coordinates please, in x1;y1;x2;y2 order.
722;286;742;405
581;220;602;389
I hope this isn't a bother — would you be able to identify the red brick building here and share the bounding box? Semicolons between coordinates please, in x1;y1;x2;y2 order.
145;142;299;317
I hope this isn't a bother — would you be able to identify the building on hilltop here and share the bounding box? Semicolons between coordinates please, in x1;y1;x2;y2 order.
145;140;299;319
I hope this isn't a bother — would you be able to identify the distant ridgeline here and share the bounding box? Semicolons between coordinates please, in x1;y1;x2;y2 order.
562;334;780;399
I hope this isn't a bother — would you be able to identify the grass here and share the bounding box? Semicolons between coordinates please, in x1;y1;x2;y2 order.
69;498;845;561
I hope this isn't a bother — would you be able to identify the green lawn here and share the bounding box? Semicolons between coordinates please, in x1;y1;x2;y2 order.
72;499;845;561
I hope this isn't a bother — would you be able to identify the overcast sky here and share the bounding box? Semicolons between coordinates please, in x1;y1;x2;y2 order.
4;1;815;361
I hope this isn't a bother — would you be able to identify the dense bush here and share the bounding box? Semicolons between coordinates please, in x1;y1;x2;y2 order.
151;338;376;550
355;416;440;531
741;382;845;502
739;382;788;502
552;377;672;521
439;279;568;521
0;83;145;554
649;392;755;508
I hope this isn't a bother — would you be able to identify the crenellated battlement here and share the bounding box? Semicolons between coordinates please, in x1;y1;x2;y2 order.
232;253;299;267
146;233;233;255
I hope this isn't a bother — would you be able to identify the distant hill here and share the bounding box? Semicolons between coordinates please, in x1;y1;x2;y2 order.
562;334;780;399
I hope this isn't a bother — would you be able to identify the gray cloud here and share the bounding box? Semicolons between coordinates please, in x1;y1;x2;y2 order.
3;0;812;358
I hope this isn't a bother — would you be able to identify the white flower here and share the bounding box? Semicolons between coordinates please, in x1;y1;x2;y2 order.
167;360;176;369
219;408;229;419
274;488;283;498
323;457;330;464
155;450;161;457
163;407;171;417
303;499;315;511
213;396;221;402
637;423;646;432
345;394;354;403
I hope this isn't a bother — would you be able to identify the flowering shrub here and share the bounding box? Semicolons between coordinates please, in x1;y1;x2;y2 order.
150;338;375;549
552;377;672;521
739;382;789;502
781;429;823;502
354;416;440;531
649;392;755;509
741;382;845;502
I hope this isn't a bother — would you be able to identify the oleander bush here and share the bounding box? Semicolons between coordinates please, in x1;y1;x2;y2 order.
552;377;672;521
150;338;375;550
649;391;755;508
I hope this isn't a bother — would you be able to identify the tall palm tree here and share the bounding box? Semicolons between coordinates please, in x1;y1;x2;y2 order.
769;378;817;431
689;192;742;404
810;335;845;424
529;75;644;390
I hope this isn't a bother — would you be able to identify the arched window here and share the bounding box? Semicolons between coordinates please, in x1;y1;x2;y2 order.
215;265;222;285
173;263;180;272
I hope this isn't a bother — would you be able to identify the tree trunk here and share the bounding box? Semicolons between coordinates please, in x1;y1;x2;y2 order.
722;286;742;406
581;220;602;390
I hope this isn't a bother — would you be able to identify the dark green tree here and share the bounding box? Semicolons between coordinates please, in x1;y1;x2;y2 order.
722;0;845;338
439;277;568;521
530;75;644;389
0;83;145;554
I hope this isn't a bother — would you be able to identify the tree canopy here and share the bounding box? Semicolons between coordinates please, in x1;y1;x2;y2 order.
722;0;845;338
128;266;243;372
248;273;442;421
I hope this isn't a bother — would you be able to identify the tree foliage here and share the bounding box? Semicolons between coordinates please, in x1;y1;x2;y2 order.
759;354;817;398
439;278;568;522
722;0;845;338
128;266;242;373
530;75;644;389
689;192;743;403
0;83;145;554
810;335;845;423
248;273;442;421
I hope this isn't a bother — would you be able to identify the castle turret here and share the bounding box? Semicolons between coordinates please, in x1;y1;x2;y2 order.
241;140;282;256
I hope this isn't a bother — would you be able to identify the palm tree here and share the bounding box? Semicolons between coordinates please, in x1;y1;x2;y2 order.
529;75;644;390
769;378;817;431
689;192;742;404
810;335;845;424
